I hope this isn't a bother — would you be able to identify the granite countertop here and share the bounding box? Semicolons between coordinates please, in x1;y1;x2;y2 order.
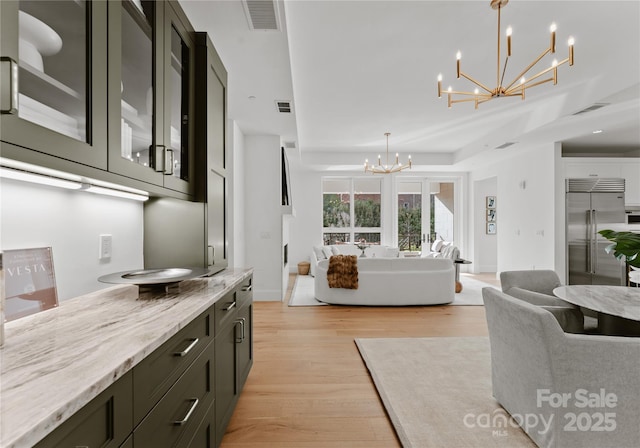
0;268;252;448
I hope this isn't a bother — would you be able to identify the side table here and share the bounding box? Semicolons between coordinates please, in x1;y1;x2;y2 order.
453;259;472;293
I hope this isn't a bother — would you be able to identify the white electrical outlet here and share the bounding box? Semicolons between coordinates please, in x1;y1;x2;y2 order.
99;234;112;260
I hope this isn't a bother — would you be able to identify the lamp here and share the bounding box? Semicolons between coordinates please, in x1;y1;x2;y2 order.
437;0;574;109
364;132;411;174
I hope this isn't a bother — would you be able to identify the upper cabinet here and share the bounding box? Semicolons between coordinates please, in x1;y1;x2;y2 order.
1;0;197;198
0;0;108;168
195;33;228;273
107;0;195;195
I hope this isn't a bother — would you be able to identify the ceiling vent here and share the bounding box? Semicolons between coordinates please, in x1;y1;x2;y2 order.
242;0;280;31
572;103;609;116
495;142;516;149
276;100;292;113
283;141;296;149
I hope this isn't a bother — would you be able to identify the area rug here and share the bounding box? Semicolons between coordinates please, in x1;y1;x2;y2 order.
288;274;497;306
355;337;536;448
288;275;327;306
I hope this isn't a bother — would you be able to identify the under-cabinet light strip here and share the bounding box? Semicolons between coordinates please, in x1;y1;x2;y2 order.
0;159;149;202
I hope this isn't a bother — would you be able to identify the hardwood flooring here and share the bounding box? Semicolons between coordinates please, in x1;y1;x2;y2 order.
219;273;497;447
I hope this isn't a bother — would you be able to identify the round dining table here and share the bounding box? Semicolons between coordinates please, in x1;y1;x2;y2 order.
553;285;640;336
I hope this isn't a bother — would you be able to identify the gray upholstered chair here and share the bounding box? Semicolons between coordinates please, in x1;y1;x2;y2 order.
482;287;640;448
500;270;596;333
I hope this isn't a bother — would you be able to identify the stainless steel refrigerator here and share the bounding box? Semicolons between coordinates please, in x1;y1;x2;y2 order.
566;178;626;285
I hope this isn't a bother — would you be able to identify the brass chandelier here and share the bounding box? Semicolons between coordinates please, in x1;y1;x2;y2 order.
437;0;574;109
364;133;411;174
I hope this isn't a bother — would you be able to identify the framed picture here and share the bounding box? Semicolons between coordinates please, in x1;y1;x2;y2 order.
487;222;497;235
486;209;496;222
486;196;496;209
3;247;58;322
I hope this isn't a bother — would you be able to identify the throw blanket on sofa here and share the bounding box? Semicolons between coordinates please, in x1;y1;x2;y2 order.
327;255;358;289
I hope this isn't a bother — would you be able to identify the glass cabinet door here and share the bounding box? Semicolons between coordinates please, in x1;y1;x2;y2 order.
0;0;107;168
162;3;194;194
107;0;163;185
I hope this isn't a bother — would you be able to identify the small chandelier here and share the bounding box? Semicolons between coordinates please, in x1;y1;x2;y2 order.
437;0;574;109
364;133;411;174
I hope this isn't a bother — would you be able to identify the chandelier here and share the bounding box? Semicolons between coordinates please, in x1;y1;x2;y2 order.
437;0;574;109
364;133;411;174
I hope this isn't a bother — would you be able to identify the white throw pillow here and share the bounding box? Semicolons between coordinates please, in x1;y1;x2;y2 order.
431;239;444;252
313;245;326;261
323;246;335;258
385;247;400;258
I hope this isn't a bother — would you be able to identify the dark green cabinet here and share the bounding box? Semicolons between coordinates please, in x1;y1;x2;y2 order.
107;0;195;196
32;275;252;448
1;0;198;199
214;277;253;446
195;33;228;273
34;371;133;448
0;0;108;168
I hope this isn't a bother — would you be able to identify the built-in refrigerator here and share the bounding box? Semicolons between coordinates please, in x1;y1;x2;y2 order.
566;178;626;285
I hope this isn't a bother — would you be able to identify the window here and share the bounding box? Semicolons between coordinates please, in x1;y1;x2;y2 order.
322;178;381;245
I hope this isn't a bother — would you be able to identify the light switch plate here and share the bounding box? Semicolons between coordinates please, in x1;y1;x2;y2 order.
99;234;112;259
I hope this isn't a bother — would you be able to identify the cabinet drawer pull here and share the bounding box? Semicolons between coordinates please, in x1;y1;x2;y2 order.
241;285;252;292
224;301;236;311
173;398;199;426
173;338;199;357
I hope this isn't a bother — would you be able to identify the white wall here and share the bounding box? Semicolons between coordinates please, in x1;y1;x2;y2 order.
288;167;322;270
244;135;286;300
470;143;558;276
1;178;144;301
228;120;246;269
473;176;498;273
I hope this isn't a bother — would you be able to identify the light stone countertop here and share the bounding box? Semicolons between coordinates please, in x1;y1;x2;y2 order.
0;268;252;448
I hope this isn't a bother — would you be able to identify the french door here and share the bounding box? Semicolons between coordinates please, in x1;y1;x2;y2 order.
396;179;456;253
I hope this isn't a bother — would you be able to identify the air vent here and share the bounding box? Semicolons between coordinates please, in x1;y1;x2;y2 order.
495;142;516;149
284;141;296;149
566;178;625;193
242;0;279;31
572;103;609;116
276;100;292;113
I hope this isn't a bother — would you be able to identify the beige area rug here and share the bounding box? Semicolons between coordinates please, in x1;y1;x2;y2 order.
288;274;496;306
355;337;537;448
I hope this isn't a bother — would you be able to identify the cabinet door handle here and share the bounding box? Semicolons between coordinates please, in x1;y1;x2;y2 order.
224;301;236;311
241;285;252;292
235;317;246;343
164;148;174;175
173;398;199;426
0;57;18;114
152;145;165;172
173;338;199;357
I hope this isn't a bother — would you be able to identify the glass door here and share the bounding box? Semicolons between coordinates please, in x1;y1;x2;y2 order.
1;0;107;168
107;0;163;185
161;3;194;194
397;181;425;254
396;179;456;254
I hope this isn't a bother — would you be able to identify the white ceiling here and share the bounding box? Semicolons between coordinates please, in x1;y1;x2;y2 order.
180;0;640;172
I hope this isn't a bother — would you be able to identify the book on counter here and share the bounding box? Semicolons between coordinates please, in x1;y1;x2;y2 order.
3;247;58;322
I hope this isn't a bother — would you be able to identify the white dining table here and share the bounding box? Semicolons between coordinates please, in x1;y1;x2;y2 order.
553;285;640;336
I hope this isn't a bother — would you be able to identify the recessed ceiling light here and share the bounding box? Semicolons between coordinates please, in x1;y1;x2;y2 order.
592;129;603;134
248;95;256;100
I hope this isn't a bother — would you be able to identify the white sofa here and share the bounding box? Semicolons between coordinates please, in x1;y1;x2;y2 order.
310;244;400;277
314;257;454;306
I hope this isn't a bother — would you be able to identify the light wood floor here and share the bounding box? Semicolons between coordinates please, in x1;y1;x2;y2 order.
220;273;499;447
